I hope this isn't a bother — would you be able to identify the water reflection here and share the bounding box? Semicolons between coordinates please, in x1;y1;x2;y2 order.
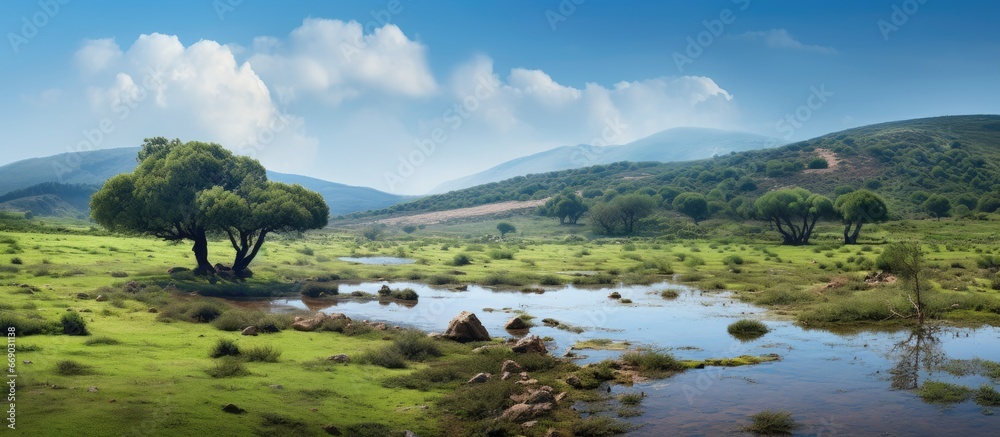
889;326;947;390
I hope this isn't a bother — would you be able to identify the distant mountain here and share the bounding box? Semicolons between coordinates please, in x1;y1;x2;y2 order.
0;148;404;217
433;127;782;193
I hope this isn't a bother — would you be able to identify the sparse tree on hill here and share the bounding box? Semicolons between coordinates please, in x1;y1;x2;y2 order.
542;192;588;225
754;188;835;245
835;189;889;244
497;222;516;238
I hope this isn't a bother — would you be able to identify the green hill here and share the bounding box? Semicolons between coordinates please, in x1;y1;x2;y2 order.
351;115;1000;221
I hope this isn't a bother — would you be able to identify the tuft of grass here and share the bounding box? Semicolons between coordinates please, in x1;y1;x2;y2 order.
743;409;798;435
919;381;974;404
360;331;442;369
975;385;1000;407
209;338;241;358
727;319;770;339
488;248;516;260
620;349;685;375
660;289;679;299
83;336;121;346
619;392;643;406
390;288;419;301
571;417;636;436
243;345;282;363
206;357;250;378
55;360;91;376
451;253;472;266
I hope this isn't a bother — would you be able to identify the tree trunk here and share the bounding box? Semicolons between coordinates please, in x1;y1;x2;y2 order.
191;229;215;275
849;221;863;245
232;229;268;278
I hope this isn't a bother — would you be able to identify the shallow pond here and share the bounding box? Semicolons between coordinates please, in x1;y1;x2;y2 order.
240;281;1000;435
336;256;415;265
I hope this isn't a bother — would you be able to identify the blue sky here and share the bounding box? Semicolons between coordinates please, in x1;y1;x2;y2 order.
1;0;998;193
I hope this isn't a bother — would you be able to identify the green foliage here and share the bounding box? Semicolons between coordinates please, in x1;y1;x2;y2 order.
390;288;420;301
300;282;338;298
743;410;798;434
835;189;889;244
91;138;328;276
620;349;685;374
0;312;52;336
243;345;282;363
362;223;387;241
209;339;241;358
84;336;121;346
975;385;1000;407
727;319;770;339
55;360;92;376
451;253;472;266
496;222;516;237
807;157;829;169
60;312;89;336
922;194;952;219
755;188;835;245
488;248;516;260
206;357;250;378
571;417;636;436
541;192;588;224
402;225;417;234
919;381;973;404
672;192;709;223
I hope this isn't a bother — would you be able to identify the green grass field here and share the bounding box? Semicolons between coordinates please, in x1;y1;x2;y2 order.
4;212;1000;435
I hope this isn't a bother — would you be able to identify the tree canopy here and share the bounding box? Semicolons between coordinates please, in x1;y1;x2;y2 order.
922;194;951;220
754;188;835;245
541;192;588;225
91;138;328;277
672;192;709;224
497;222;516;238
835;189;889;244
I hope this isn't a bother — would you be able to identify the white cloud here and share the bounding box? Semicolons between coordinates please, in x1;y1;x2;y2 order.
75;33;318;172
74;38;123;75
735;29;837;54
247;18;437;105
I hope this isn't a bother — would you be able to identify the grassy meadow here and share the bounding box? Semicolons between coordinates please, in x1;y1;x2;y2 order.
4;211;1000;435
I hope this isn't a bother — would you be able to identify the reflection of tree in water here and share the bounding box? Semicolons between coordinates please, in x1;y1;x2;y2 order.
888;326;948;390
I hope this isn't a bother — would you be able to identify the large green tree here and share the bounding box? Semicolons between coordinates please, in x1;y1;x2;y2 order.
835;189;889;244
542;192;588;225
922;194;951;220
672;192;709;224
612;194;655;235
754;188;835;245
91;138;328;277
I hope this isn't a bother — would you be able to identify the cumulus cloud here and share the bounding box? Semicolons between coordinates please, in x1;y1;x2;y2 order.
75;33;318;172
735;29;837;54
74;38;123;74
247;18;437;105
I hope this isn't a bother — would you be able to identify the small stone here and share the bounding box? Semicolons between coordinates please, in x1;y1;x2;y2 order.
501;359;523;374
523;421;538;428
608;292;621;299
241;326;258;336
88;386;99;392
147;307;158;313
269;384;283;390
516;379;539;385
323;424;342;435
501;371;511;381
95;295;107;302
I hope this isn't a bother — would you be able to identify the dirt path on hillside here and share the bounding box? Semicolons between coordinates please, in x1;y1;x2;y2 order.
804;148;840;174
376;198;548;226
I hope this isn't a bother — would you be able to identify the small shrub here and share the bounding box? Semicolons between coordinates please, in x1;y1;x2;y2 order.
244;345;282;363
727;319;769;339
301;282;338;298
620;349;684;373
83;336;121;346
390;288;419;301
451;254;472;266
684;255;705;268
210;339;241;358
343;423;397;437
660;289;679;299
186;301;227;323
619;392;643;406
919;381;973;404
55;360;91;376
360;347;407;369
723;255;744;265
110;271;129;278
10;257;22;265
488;248;516;260
206;357;250;378
61;312;89;336
975;384;1000;407
744;410;798;434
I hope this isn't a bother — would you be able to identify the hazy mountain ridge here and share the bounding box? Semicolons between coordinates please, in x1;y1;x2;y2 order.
433;127;782;193
0;148;405;217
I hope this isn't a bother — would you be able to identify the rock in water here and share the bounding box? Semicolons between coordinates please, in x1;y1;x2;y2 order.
504;317;529;330
443;311;491;342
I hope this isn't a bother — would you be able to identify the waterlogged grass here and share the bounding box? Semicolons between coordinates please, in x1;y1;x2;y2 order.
727;319;770;339
919;381;974;404
743;409;798;435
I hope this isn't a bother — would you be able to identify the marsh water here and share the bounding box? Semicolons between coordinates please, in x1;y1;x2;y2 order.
238;281;1000;435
